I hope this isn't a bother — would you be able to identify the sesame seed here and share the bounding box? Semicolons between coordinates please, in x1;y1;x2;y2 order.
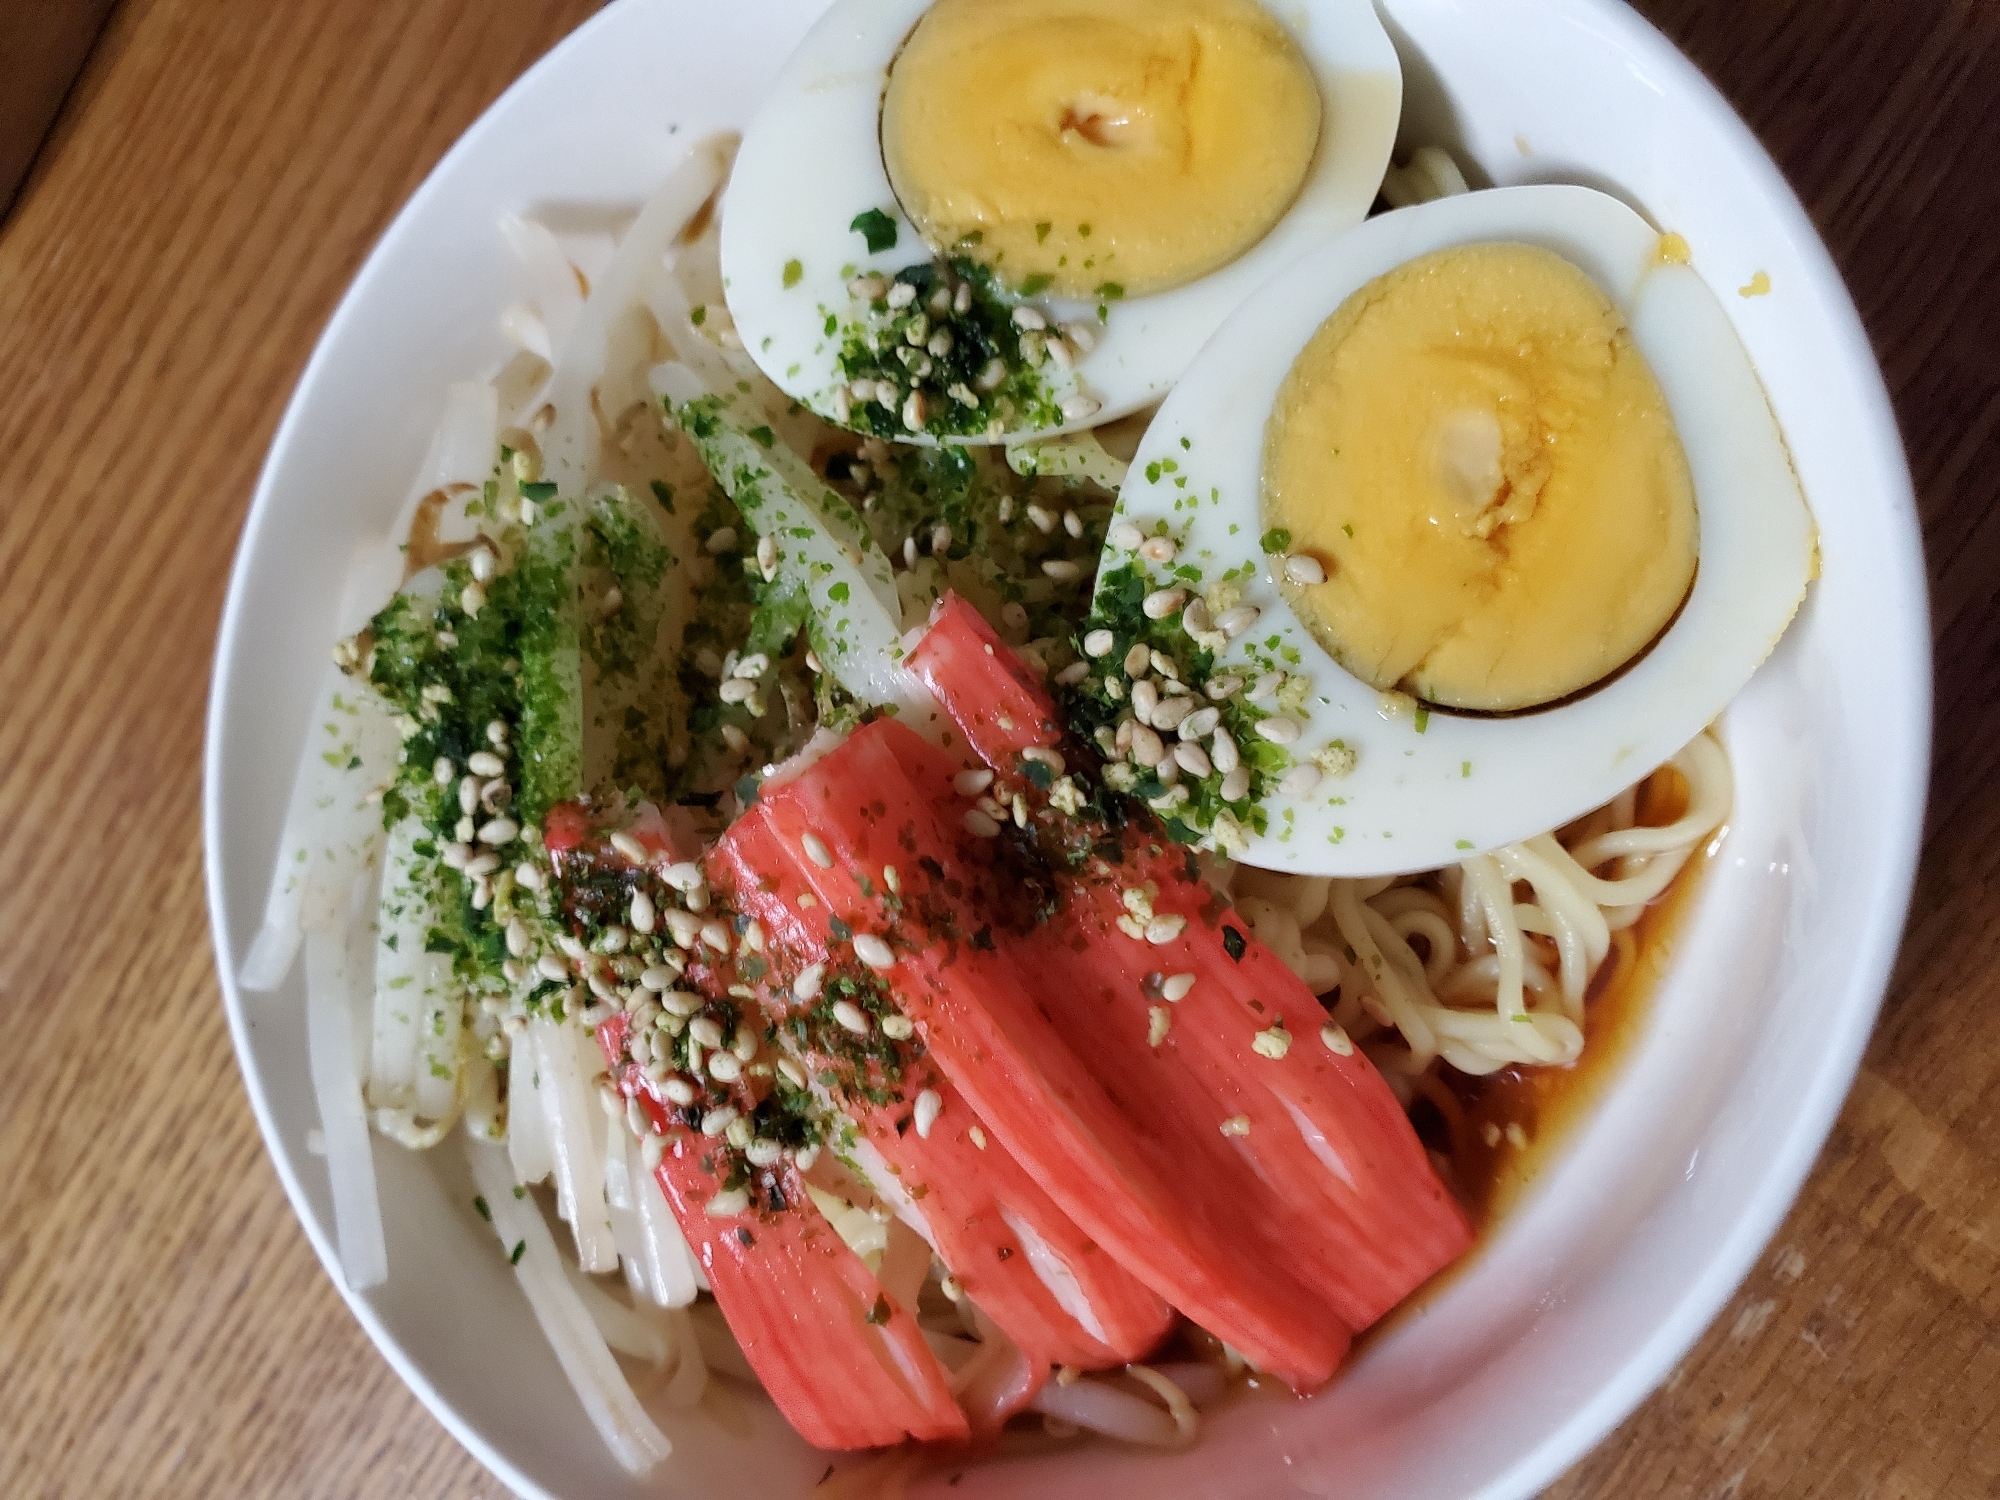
705;1187;750;1217
1284;554;1327;586
1142;587;1187;619
1216;605;1261;638
1107;520;1143;551
963;807;1003;838
1148;1005;1171;1048
1060;394;1101;422
954;768;995;796
802;832;834;869
1279;763;1323;797
662;989;705;1018
706;1051;743;1083
832;999;872;1035
1252;1024;1292;1059
881;1014;915;1040
1179;707;1220;742
1321;1021;1354;1056
853;933;896;970
1137;536;1176;564
914;1089;943;1139
705;527;739;555
1145;914;1187;945
627;890;656;935
969;1125;987;1150
1022;746;1065;776
1219;1115;1251;1137
1162;972;1196;1002
1255;717;1302;745
609;830;647;863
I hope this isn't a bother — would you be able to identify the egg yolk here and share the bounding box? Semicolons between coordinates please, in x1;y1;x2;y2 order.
1261;242;1699;712
880;0;1322;299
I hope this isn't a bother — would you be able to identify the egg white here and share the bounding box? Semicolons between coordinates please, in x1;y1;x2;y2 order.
1103;184;1817;875
719;0;1403;444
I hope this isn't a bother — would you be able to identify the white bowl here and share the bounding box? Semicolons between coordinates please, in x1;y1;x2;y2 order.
203;1;1929;1496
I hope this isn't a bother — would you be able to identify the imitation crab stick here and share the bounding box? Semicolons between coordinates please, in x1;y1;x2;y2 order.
908;593;1472;1329
737;721;1353;1388
710;818;1177;1378
596;1013;969;1450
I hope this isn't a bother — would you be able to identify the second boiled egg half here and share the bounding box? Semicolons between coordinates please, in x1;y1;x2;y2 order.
720;0;1402;444
1082;184;1816;876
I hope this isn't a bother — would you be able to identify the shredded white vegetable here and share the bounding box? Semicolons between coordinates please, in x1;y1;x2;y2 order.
468;1139;673;1473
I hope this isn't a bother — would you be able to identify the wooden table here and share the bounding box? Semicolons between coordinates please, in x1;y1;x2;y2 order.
1;1;1993;1494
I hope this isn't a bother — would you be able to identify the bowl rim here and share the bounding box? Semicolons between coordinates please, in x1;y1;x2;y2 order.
202;0;1931;1494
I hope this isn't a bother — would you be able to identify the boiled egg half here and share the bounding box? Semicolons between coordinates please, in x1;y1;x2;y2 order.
720;0;1402;445
1088;184;1817;876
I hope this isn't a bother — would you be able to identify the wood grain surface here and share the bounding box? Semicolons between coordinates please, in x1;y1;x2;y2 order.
0;1;1992;1496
